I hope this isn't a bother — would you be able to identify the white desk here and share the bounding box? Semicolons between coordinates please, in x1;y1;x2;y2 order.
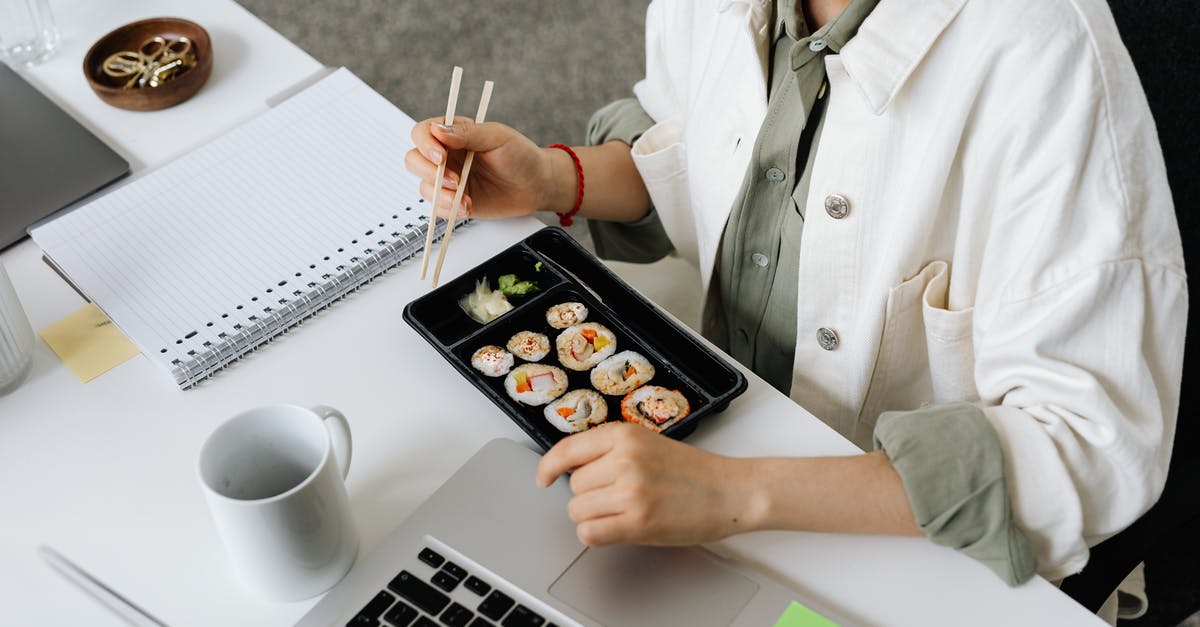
0;1;1103;625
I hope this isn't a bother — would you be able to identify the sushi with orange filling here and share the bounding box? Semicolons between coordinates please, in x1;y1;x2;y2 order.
620;385;690;433
556;322;616;371
590;351;655;395
544;389;608;433
504;363;568;406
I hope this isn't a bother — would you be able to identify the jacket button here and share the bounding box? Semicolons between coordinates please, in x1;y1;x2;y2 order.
824;194;849;219
809;38;828;52
751;252;769;267
765;167;786;183
816;327;839;351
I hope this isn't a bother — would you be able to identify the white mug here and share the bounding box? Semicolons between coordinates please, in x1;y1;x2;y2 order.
198;404;359;601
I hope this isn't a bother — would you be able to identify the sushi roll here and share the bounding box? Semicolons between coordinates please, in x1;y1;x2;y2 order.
470;345;514;377
544;389;609;433
504;363;569;406
590;351;656;395
620;385;690;433
546;302;588;329
507;330;551;362
556;322;617;371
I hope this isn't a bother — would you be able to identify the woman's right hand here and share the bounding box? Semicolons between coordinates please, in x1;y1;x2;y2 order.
406;116;558;221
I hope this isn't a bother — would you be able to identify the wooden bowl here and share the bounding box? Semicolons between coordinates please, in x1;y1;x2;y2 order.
83;18;213;111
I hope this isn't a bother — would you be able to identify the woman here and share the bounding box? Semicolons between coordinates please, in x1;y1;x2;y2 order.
405;0;1186;597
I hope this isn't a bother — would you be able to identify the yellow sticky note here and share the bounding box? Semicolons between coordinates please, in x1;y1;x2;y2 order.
774;601;840;627
39;303;140;382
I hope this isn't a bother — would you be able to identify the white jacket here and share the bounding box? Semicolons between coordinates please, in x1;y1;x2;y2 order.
627;0;1186;578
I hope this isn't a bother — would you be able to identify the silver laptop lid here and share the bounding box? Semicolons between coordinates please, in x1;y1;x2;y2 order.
0;62;128;250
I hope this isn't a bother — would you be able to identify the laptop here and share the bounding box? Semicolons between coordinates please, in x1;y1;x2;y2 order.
298;438;848;627
0;62;129;250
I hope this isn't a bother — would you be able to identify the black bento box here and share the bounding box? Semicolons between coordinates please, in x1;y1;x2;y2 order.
403;226;747;450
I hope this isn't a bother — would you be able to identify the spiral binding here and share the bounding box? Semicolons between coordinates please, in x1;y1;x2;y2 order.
169;219;459;389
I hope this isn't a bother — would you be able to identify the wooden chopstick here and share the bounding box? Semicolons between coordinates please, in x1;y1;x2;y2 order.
419;65;463;280
431;80;494;288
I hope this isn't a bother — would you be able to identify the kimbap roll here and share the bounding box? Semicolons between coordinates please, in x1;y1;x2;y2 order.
590;351;655;395
556;322;617;371
544;389;608;433
504;363;569;405
621;385;690;433
546;302;588;329
470;345;514;377
507;330;551;362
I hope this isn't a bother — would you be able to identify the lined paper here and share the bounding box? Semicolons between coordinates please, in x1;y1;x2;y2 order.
31;69;434;386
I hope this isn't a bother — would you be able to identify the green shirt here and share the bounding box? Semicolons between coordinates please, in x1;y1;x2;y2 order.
584;1;1035;585
588;0;879;394
714;0;875;394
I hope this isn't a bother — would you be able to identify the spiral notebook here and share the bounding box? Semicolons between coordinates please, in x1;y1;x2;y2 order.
30;68;447;388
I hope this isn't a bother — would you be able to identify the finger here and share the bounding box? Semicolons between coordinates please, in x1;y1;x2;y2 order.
431;117;512;153
418;180;470;219
434;194;471;221
566;489;625;524
420;176;460;209
536;428;618;488
410;118;447;165
404;148;458;190
576;514;637;547
567;456;617;495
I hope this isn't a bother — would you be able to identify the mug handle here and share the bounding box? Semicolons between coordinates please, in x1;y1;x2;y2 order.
310;405;352;479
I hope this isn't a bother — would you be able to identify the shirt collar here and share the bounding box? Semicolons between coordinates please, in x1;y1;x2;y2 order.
774;0;806;42
839;0;968;114
720;0;968;115
781;0;881;72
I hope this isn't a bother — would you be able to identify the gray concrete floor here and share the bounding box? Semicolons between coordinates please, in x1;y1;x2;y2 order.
238;0;701;329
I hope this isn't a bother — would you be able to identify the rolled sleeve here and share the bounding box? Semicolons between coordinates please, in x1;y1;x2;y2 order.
584;98;675;263
875;402;1037;585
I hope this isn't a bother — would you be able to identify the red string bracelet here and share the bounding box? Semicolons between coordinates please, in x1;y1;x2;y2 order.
549;143;584;227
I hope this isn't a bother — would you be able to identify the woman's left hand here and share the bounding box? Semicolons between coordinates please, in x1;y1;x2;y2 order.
535;422;761;546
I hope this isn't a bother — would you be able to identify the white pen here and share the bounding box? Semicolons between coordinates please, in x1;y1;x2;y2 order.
38;545;169;627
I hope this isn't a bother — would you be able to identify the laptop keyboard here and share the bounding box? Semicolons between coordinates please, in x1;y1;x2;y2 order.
346;547;562;627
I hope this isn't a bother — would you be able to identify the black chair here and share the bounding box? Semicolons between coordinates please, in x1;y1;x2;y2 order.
1058;2;1200;621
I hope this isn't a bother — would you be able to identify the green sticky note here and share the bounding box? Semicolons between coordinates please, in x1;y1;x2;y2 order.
774;601;840;627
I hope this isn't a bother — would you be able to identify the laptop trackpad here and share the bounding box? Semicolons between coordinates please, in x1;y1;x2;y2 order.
548;545;759;627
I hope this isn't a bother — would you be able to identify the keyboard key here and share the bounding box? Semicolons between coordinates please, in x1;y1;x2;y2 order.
477;590;515;621
414;617;439;627
468;618;495;627
431;570;460;592
383;600;418;626
346;616;378;627
419;548;446;568
439;602;474;627
463;576;491;596
358;590;396;619
501;605;545;627
388;571;451;616
442;561;468;581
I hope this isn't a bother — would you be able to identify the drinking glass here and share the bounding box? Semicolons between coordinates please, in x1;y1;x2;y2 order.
0;261;35;395
0;0;58;67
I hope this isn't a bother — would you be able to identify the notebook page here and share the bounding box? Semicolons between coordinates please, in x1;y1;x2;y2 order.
31;69;430;383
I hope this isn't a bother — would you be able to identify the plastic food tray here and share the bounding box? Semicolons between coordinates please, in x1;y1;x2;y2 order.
403;227;747;450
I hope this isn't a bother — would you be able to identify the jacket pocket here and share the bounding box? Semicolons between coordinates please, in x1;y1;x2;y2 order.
853;260;978;448
630;119;698;268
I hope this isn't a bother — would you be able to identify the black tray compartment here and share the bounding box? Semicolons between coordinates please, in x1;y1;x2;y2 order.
404;227;747;450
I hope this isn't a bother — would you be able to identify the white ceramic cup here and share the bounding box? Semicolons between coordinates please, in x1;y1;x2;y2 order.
198;404;359;601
